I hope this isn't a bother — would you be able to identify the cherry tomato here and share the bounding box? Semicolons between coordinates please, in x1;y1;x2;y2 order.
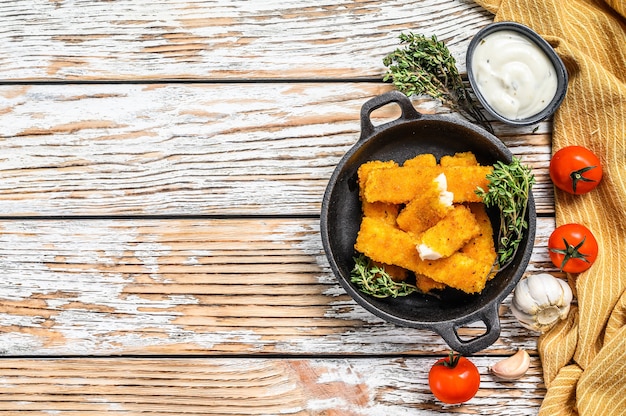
548;223;598;273
549;146;602;194
428;352;480;404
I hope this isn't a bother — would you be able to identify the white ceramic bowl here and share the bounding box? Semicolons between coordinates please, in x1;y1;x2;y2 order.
467;22;568;126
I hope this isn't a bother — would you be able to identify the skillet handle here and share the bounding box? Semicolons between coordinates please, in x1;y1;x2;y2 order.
359;90;422;141
435;303;501;356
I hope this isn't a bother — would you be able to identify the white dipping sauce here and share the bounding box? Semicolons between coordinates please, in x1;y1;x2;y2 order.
471;30;558;120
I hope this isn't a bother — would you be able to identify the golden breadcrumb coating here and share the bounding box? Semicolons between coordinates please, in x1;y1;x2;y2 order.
440;151;479;167
363;166;442;204
357;160;400;224
461;203;498;279
357;160;398;192
443;166;493;203
372;261;410;282
355;216;492;294
353;151;498;295
396;179;452;235
415;273;447;292
403;153;437;167
363;165;491;204
416;204;481;259
355;217;422;272
415;252;492;294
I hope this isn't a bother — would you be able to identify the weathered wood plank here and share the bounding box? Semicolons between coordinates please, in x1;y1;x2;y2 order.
0;217;555;356
0;1;553;412
0;0;493;82
0;356;544;415
0;83;554;217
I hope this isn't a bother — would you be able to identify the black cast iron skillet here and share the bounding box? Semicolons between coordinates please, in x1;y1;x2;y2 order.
320;90;536;355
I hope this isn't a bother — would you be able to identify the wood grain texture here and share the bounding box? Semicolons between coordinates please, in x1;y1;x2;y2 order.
0;83;554;216
0;1;557;412
0;0;493;82
0;357;544;415
0;217;556;356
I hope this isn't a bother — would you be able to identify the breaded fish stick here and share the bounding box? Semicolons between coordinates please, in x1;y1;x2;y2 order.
403;153;437;167
440;151;478;167
372;261;410;282
357;160;400;224
416;252;491;294
397;173;453;235
415;273;447;292
444;166;493;203
461;203;498;279
355;217;422;272
364;166;442;204
364;165;492;204
416;205;480;260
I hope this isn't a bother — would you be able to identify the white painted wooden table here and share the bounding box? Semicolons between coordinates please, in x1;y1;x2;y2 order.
0;1;555;414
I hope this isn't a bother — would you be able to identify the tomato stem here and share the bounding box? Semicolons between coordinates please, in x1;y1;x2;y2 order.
550;236;591;270
570;166;597;193
437;351;461;368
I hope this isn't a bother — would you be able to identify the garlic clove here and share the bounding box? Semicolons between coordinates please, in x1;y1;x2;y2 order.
511;278;540;314
557;279;574;308
529;273;563;306
489;349;531;380
510;301;538;331
526;275;551;306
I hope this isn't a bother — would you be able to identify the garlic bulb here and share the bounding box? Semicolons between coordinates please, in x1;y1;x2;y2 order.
510;273;573;332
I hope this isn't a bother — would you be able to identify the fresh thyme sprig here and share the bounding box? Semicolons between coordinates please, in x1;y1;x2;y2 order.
476;157;535;267
383;32;493;133
350;254;418;298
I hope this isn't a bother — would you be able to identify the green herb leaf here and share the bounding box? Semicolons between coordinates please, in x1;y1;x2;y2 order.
383;32;493;133
476;157;535;267
350;254;418;298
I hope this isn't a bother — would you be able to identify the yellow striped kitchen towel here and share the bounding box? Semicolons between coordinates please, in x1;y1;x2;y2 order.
473;0;626;415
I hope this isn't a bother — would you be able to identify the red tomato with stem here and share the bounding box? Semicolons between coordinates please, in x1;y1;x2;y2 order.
548;223;598;273
549;146;602;194
428;352;480;404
